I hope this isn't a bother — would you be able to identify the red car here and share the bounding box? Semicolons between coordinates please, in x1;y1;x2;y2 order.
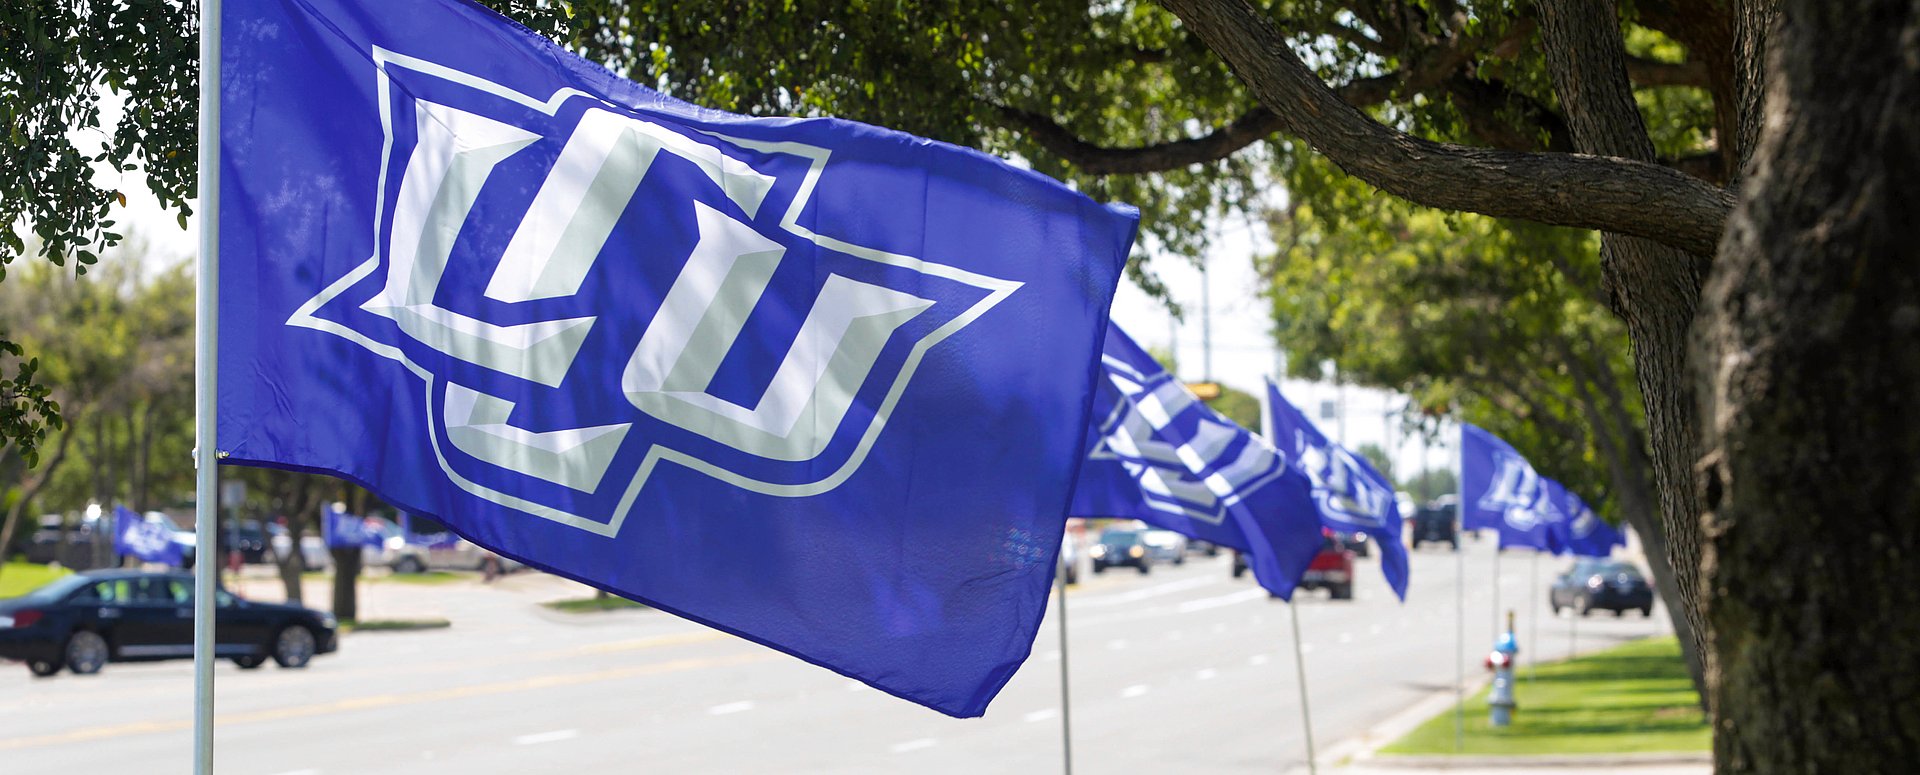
1232;532;1357;599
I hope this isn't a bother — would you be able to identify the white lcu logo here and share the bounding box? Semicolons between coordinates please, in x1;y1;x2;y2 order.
1090;359;1286;523
290;49;1021;536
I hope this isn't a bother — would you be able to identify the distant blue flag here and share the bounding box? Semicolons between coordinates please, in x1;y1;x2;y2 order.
321;505;387;550
400;513;461;549
1264;379;1410;600
1070;327;1323;599
215;0;1136;716
1543;482;1625;558
113;506;184;567
1459;423;1558;552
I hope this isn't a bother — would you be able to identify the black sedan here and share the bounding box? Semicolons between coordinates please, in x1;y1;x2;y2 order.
1549;560;1655;617
0;570;338;677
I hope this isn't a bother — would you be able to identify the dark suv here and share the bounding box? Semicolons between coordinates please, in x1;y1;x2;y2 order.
1410;504;1458;550
1089;529;1152;574
0;570;338;677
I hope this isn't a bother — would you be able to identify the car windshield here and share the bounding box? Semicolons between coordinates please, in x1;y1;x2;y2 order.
1100;531;1141;546
1599;563;1644;579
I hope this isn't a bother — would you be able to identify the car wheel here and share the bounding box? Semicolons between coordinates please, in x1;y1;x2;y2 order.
1332;584;1354;601
1578;596;1593;617
1137;563;1150;575
1613;608;1625;618
1411;539;1421;550
232;654;267;670
65;631;109;675
1174;555;1185;566
1092;564;1106;575
1641;606;1654;617
394;556;426;575
272;626;317;669
27;659;62;678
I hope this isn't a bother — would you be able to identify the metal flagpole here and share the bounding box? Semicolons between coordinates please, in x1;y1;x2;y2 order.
192;0;223;771
1453;421;1465;752
1056;553;1075;775
1528;551;1540;681
1288;599;1319;775
1490;545;1502;642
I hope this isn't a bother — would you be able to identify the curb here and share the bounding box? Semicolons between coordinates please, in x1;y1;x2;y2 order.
1358;751;1711;769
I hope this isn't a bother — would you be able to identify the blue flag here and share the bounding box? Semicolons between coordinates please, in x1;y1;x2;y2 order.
216;0;1136;717
1458;423;1558;551
1264;379;1410;600
1070;327;1323;599
400;513;462;549
321;505;388;550
1542;482;1625;558
113;506;184;567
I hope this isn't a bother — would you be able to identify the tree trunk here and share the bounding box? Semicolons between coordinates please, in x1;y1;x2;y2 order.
1695;0;1920;769
0;425;75;573
1535;0;1717;711
330;546;360;622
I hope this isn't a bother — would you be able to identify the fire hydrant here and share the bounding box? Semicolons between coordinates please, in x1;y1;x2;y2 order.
1486;610;1519;727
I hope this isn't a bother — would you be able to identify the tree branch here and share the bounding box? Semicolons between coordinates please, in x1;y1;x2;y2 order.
1626;55;1713;87
1156;0;1735;257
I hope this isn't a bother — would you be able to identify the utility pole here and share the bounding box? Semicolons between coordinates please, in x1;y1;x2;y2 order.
1200;257;1214;381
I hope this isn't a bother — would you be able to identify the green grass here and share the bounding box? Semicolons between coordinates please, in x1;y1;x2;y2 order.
1380;636;1709;756
340;617;452;632
373;570;468;585
0;562;71;599
542;594;651;613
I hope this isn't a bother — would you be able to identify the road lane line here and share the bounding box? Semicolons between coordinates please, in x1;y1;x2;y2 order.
1338;632;1354;644
707;701;755;716
1249;654;1270;666
890;738;937;753
1120;684;1150;699
1196;668;1218;681
512;729;579;746
0;651;773;752
1175;588;1266;613
1074;577;1220;608
1023;709;1059;723
1106;639;1129;650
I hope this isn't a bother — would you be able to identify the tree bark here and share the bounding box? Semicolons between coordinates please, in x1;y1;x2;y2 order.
1156;0;1736;257
330;546;359;622
1534;0;1717;712
1695;0;1920;770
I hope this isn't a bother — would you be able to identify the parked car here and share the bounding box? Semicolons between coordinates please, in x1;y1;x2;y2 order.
223;520;271;565
385;514;519;574
1089;529;1152;575
1410;504;1459;550
1141;529;1187;565
1058;535;1080;586
0;570;338;677
1187;539;1222;557
1550;560;1654;617
266;523;331;571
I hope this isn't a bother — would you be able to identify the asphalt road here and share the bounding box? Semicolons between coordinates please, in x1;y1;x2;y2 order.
0;538;1666;774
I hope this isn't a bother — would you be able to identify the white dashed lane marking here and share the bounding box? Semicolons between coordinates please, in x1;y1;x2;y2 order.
1121;684;1150;699
1023;708;1059;723
890;738;938;754
707;701;755;716
511;729;578;746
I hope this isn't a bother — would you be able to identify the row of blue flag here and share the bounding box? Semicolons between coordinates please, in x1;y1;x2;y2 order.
213;0;1619;717
1460;424;1625;557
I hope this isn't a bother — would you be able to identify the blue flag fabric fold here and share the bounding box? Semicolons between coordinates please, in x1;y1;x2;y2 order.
217;0;1136;717
1458;422;1559;551
113;506;184;567
1264;379;1410;600
1542;481;1626;558
1070;327;1323;599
